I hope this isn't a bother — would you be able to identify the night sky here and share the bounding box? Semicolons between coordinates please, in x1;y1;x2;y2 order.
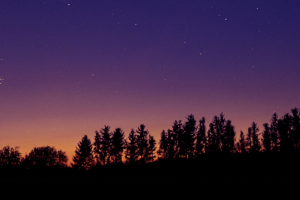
1;0;299;165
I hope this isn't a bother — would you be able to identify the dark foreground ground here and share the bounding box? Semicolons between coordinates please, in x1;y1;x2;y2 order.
1;155;299;198
0;173;299;198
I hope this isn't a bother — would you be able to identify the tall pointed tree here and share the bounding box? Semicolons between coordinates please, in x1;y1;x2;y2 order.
111;128;125;164
278;113;293;153
207;122;216;154
207;114;225;154
183;114;197;159
195;117;206;156
147;134;157;162
246;127;252;153
270;113;279;152
262;123;271;153
157;130;168;159
238;131;247;154
250;122;260;153
172;120;184;159
125;129;138;165
166;129;177;159
291;108;300;151
99;125;112;165
222;120;236;154
93;131;102;166
72;135;94;170
136;124;149;164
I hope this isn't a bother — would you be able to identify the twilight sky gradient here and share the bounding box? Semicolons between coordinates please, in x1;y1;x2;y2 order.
0;0;299;165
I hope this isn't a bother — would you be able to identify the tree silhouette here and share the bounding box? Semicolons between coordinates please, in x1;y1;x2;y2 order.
183;114;197;159
111;128;125;164
125;129;138;165
222;120;236;154
0;146;21;168
158;130;168;159
93;130;102;166
262;123;271;153
237;131;247;154
72;135;94;170
23;146;67;169
195;117;206;156
98;125;112;165
270;113;279;152
172;120;184;159
291;108;300;151
166;129;177;159
216;113;225;152
246;127;252;153
136;124;149;164
278;113;293;153
207;122;216;154
147;134;157;162
207;114;225;154
249;122;260;153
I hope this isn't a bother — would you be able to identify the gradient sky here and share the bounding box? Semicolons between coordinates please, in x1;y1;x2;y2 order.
1;0;299;165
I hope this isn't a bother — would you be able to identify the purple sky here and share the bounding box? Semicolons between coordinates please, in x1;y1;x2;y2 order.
0;0;299;164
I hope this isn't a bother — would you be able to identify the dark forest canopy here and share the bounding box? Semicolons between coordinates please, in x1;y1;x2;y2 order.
1;107;300;172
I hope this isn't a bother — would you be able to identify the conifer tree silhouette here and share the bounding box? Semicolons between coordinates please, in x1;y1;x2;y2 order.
216;113;225;152
291;108;300;151
278;114;293;153
250;122;260;153
72;135;94;170
111;128;125;164
238;131;247;154
98;125;112;165
195;117;206;156
147;135;157;162
136;124;149;164
262;123;271;153
207;122;216;154
270;113;279;152
93;131;102;166
183;114;197;159
207;114;225;154
165;129;176;159
172;120;184;159
158;130;168;159
246;127;252;153
222;120;236;154
125;129;138;165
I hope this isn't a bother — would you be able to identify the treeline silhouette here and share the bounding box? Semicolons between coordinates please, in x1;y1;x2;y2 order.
1;107;300;178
